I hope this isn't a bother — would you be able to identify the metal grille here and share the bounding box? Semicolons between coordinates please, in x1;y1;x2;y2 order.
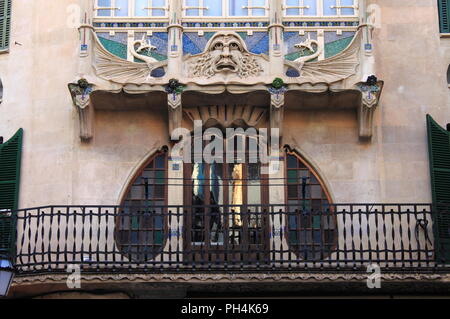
10;203;450;275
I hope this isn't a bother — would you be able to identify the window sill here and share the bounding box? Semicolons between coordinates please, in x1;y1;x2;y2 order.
440;33;450;38
0;49;9;55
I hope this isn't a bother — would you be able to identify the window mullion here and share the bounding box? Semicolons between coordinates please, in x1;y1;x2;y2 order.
317;0;323;17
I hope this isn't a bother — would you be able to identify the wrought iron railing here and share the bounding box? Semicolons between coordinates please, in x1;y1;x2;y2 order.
7;204;450;275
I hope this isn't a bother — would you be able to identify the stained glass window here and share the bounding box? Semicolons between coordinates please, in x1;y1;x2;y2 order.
116;151;168;261
286;151;336;260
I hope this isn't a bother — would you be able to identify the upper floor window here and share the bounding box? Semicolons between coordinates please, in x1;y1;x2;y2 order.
284;0;357;17
96;0;168;18
183;0;268;18
0;0;12;51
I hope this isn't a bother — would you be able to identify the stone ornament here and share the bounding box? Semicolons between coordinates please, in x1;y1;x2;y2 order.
130;35;159;64
189;31;264;79
92;31;167;84
285;30;362;84
357;75;382;108
166;79;185;135
185;105;267;128
68;79;94;142
356;75;384;140
293;32;323;68
268;78;287;109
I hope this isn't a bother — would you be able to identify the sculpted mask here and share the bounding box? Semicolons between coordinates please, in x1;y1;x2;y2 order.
191;32;263;78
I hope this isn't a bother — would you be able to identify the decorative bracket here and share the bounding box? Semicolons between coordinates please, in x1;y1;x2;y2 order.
268;78;287;138
356;75;384;140
166;79;185;136
68;79;94;142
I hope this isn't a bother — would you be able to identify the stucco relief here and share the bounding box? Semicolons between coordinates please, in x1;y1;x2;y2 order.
184;105;267;128
285;30;362;84
188;32;264;79
91;30;167;84
68;79;94;142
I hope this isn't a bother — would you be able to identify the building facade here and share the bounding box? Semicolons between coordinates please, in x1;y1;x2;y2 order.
0;0;450;298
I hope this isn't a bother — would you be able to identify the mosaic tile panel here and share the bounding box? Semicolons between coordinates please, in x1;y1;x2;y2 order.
324;31;355;58
183;32;216;55
97;32;128;59
237;32;269;55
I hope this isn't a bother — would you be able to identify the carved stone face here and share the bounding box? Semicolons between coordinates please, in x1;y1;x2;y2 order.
208;34;245;74
191;32;263;79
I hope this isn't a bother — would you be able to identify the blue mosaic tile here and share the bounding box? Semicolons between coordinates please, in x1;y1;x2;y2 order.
183;32;213;55
324;31;355;44
237;32;269;55
286;68;300;77
181;21;268;28
183;34;202;55
135;32;168;58
282;21;358;27
284;31;318;55
94;22;168;28
97;32;128;45
150;67;166;77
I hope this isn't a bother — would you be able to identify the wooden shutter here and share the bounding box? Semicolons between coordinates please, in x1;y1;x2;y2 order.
427;115;450;263
439;0;450;33
0;128;22;259
0;0;11;50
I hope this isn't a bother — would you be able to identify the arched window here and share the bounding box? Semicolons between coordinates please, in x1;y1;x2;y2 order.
183;128;270;263
446;65;450;85
285;149;336;260
116;150;168;261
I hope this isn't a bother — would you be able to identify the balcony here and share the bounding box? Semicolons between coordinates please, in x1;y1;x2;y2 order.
8;204;450;275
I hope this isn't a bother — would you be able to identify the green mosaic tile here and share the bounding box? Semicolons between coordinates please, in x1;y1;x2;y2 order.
325;36;353;58
134;51;167;62
285;48;314;61
98;37;127;60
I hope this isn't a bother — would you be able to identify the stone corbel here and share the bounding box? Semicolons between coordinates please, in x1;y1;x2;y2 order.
268;78;287;138
166;79;185;137
357;75;384;140
68;79;94;142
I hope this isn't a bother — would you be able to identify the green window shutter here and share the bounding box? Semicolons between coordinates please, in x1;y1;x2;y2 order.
0;0;11;50
427;115;450;263
0;128;22;259
439;0;450;33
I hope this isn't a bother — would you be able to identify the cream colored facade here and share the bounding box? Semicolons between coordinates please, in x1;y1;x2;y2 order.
1;0;450;298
